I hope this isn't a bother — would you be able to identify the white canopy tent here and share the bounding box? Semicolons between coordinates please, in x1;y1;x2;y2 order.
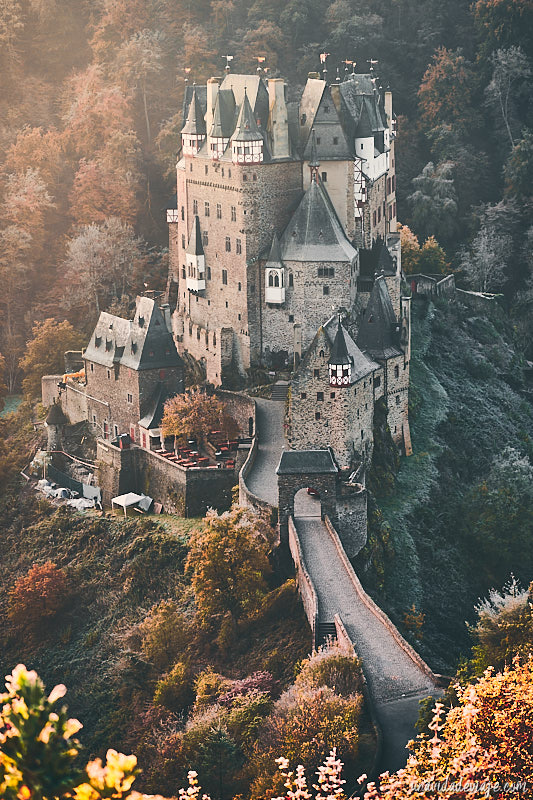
111;492;143;516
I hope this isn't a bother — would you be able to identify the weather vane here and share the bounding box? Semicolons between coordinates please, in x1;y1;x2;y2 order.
255;56;266;74
319;52;330;80
223;55;234;73
184;67;191;85
367;58;379;72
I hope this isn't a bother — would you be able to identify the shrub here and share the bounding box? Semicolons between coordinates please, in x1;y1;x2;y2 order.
194;668;232;711
153;661;194;713
8;561;69;634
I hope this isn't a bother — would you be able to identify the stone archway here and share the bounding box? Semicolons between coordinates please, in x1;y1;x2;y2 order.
276;449;338;546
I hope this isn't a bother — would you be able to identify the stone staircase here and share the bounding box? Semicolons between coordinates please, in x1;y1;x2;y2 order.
316;621;337;648
271;381;289;401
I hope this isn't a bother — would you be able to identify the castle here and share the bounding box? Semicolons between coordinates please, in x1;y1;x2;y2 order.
167;69;411;466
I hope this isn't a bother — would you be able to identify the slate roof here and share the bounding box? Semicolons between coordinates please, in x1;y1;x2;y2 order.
265;233;283;267
276;449;338;475
232;91;263;141
359;239;396;278
138;383;167;429
324;316;378;381
84;297;183;372
328;318;351;365
186;215;204;256
182;85;207;127
356;276;402;360
210;89;236;138
181;88;206;135
280;180;357;263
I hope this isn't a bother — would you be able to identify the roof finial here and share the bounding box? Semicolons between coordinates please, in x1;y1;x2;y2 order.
309;129;320;183
335;66;341;83
223;54;234;73
184;67;191;86
256;56;266;74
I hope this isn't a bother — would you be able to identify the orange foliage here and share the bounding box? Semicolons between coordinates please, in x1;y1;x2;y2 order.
418;47;477;133
69;158;138;226
161;389;238;448
8;562;69;632
5;127;65;188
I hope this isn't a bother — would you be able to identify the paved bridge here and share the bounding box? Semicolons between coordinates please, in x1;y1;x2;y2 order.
240;393;440;776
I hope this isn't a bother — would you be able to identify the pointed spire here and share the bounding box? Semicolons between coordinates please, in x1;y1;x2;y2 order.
232;90;262;141
181;88;206;135
329;317;351;366
266;232;283;266
186;215;204;256
309;129;320;183
356;275;399;359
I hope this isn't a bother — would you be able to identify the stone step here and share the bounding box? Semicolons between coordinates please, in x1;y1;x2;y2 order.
271;383;289;401
316;621;337;648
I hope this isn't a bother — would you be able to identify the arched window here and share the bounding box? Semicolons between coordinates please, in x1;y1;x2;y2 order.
394;365;399;379
268;270;280;287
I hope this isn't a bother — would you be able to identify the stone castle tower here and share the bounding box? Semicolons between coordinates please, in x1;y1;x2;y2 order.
167;70;398;384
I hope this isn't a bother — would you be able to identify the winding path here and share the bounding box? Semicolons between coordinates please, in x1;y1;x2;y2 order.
243;396;440;776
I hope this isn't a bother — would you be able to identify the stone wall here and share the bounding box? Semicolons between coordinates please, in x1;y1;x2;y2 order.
384;354;409;445
288;515;318;644
455;288;504;315
97;440;237;516
336;482;368;558
42;375;62;407
278;467;338;547
216;389;255;437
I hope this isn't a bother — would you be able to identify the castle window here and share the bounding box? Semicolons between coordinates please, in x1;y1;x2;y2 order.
301;392;307;399
316;137;321;145
323;285;329;295
127;393;133;403
319;350;324;357
378;207;381;222
205;165;208;175
361;430;364;439
389;205;393;220
238;313;241;320
317;392;324;401
243;173;248;181
193;199;198;214
354;387;357;395
182;266;186;278
314;369;320;378
253;174;257;181
374;376;381;388
149;351;154;358
288;273;293;287
333;136;338;144
182;234;186;248
231;206;236;221
107;369;111;379
238;282;241;291
323;105;329;113
92;414;96;426
189;323;193;335
330;392;335;398
90;363;94;372
392;175;396;191
361;143;364;150
373;211;376;226
197;329;200;340
236;238;242;254
207;266;211;280
226;301;228;307
268;271;280;287
357;409;360;418
217;203;222;219
181;206;185;221
213;332;216;346
300;113;306;125
289;315;294;322
222;269;228;285
396;395;400;405
315;411;321;420
228;169;231;178
202;231;208;246
321;172;327;182
394;365;399;379
225;237;231;252
222;168;225;177
205;201;210;217
190;163;192;171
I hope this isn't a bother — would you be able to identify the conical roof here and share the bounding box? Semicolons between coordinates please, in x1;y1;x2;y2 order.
232;91;262;142
186;216;204;257
46;401;68;426
309;129;320;169
354;100;373;138
265;233;283;267
181;88;206;135
280;180;357;262
356;275;400;359
329;319;351;366
210;89;235;138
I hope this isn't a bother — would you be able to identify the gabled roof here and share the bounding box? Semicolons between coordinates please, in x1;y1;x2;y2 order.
84;297;183;372
276;448;338;475
181;88;206;135
210;89;236;138
182;85;207;127
359;239;396;278
232;91;263;141
186;215;204;256
356;276;401;360
354;100;373;139
280;180;357;263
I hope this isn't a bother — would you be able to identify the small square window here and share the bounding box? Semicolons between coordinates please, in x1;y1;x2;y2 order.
317;392;324;401
396;395;400;405
333;136;338;145
315;411;321;420
314;369;320;378
301;392;307;399
321;172;327;182
289;314;294;322
323;285;329;296
316;137;321;145
330;392;335;398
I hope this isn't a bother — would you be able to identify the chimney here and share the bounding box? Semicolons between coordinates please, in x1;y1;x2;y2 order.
206;77;221;137
267;78;290;160
384;90;393;131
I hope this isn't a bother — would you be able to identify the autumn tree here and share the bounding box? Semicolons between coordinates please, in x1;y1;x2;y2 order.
474;0;533;57
161;389;238;448
19;318;85;399
418;236;450;274
398;223;420;274
8;562;69;633
138;599;193;672
115;29;164;143
186;506;271;626
418;47;479;134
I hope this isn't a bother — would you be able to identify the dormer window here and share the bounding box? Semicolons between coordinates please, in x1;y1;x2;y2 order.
105;339;112;351
138;316;144;327
95;336;101;347
131;342;137;353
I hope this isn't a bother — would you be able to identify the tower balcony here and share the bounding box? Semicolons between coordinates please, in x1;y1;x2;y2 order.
265;285;285;304
167;209;179;223
186;274;206;293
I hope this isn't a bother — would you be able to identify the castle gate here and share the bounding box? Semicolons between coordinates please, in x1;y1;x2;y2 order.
276;449;338;546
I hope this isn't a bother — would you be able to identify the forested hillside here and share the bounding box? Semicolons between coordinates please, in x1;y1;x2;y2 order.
1;0;533;402
360;295;533;673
